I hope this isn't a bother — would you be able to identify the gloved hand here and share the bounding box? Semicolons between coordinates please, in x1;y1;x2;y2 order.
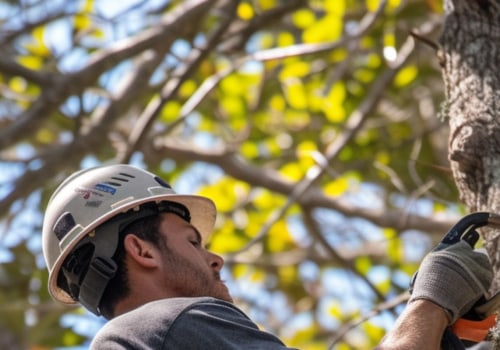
409;240;493;324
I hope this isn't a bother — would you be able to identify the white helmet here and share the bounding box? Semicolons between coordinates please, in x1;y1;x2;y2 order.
42;164;216;315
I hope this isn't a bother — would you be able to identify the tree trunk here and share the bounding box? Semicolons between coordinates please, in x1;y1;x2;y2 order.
441;0;500;346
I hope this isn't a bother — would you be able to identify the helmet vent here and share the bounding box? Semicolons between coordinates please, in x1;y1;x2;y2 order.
53;212;76;241
154;176;172;189
118;172;134;179
104;173;136;187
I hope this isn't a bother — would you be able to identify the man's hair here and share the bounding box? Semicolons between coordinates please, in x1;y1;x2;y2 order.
99;214;163;319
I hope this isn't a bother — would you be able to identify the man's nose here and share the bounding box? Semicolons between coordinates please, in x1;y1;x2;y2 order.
208;251;224;272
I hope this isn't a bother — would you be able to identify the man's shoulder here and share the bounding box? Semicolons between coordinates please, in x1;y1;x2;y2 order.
90;297;246;349
107;296;233;327
91;297;294;349
134;296;225;316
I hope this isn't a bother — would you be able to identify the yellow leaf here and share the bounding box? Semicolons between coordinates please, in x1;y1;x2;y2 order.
382;228;396;239
401;262;419;276
297;140;317;168
337;344;351;350
82;0;93;11
278;265;297;283
375;151;390;165
366;0;382;11
257;0;276;10
179;80;197;98
160;101;181;122
269;94;285;111
388;0;402;9
328;301;342;318
62;330;83;346
253;189;285;210
74;14;91;32
198;178;242;212
210;230;248;253
280;61;310;79
367;0;401;12
363;322;385;342
36;128;56;145
9;77;27;93
297;140;316;153
74;0;94;31
376;278;391;294
283;80;308;109
220;74;246;96
25;27;51;56
384;30;396;47
277;32;295;47
209;214;252;253
240;142;259;158
388;238;403;262
354;68;376;83
325;177;349;197
17;55;43;70
433;202;447;212
366;53;381;68
263;137;282;156
268;220;294;252
325;0;345;15
237;2;254;20
280;163;304;181
284;110;310;129
221;96;245;116
292;9;316;29
355;256;372;274
250;269;265;282
233;264;249;279
394;65;418;87
323;82;346;122
303;15;342;43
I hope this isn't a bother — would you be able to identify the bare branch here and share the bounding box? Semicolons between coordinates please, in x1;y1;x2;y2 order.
117;0;239;163
146;141;457;236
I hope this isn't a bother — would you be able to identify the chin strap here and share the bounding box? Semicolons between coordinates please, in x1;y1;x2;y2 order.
78;256;118;315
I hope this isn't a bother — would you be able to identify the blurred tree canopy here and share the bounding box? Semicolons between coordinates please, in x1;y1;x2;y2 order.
0;0;473;349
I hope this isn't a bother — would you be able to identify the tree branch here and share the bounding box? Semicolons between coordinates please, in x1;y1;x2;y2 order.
0;0;217;152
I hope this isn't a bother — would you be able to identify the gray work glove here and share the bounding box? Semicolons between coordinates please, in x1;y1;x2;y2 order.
409;240;493;324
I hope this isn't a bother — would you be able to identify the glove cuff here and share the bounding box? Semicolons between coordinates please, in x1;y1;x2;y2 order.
409;297;453;324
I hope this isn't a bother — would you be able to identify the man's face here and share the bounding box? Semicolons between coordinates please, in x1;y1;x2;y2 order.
156;212;233;303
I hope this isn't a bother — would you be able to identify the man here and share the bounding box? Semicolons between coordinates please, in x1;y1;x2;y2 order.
42;164;493;349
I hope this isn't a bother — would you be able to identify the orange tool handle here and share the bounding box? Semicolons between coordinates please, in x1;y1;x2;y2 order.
451;315;496;343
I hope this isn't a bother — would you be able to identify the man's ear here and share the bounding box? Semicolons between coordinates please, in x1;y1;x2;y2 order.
123;234;159;269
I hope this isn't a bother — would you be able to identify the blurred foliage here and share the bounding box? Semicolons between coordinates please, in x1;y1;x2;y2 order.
0;0;462;349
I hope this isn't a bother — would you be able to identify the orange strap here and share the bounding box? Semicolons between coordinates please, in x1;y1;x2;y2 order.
451;315;497;342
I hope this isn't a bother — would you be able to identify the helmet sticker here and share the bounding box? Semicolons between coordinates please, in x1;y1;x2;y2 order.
75;187;104;200
85;200;103;208
95;183;117;195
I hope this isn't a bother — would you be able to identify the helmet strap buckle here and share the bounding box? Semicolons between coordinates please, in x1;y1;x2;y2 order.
79;256;117;316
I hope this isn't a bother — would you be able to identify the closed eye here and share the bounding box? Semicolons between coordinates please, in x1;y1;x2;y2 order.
189;228;203;248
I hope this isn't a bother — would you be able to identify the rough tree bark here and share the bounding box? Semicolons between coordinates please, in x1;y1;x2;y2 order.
441;0;500;346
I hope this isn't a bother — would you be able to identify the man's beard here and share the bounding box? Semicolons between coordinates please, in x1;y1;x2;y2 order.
161;243;233;302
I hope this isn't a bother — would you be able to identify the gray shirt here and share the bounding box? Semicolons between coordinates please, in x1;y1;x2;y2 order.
90;297;296;349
